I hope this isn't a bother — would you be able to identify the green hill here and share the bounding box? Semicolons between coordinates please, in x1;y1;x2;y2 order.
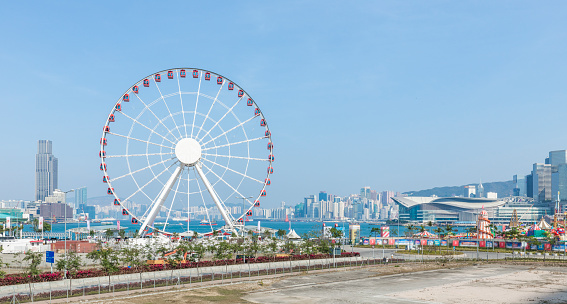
403;180;515;198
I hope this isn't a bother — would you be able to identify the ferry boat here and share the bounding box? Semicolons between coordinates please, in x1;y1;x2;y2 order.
200;217;217;226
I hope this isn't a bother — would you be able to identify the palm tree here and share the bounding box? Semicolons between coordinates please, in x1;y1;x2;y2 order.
427;221;434;233
406;224;416;237
445;224;455;237
419;225;426;233
370;227;380;238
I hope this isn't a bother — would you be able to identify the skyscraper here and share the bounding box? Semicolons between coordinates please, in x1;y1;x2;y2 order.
75;187;87;210
533;163;552;202
35;140;58;202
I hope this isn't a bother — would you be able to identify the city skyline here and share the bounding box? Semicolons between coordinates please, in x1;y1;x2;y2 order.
1;2;567;208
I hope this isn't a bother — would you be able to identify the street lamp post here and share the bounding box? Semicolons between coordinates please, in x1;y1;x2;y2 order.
63;189;75;279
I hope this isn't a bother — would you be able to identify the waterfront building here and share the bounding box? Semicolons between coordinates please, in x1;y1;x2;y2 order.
75;187;87;210
549;150;567;167
464;185;476;198
513;174;527;197
318;191;328;202
533;163;552;202
477;181;485;198
35;140;58;202
392;196;505;223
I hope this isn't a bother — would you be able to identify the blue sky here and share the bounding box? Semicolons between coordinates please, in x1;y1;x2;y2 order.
0;2;566;207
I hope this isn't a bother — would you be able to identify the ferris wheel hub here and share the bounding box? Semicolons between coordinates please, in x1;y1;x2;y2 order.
175;138;202;165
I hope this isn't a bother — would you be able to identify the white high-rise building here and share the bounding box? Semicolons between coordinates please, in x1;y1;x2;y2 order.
35;140;58;202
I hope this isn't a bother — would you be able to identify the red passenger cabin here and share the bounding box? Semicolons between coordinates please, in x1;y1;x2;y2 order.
228;82;234;90
237;218;244;224
192;70;199;78
103;176;109;183
132;218;138;224
260;119;266;126
100;138;107;145
123;94;129;102
100;164;106;171
247;98;253;106
217;76;223;84
108;114;115;122
205;72;211;80
254;201;260;207
246;210;253;216
167;70;174;79
267;143;273;150
267;167;273;174
104;126;110;132
180;69;186;78
107;188;114;195
132;86;139;94
261;190;267;197
143;79;150;87
238;90;244;98
114;199;120;206
254;108;261;116
115;103;121;111
99;151;106;158
268;154;274;161
265;130;271;137
122;209;128;215
265;178;271;186
155;74;161;82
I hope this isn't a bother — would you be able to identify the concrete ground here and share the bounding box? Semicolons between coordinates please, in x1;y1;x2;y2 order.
244;263;567;304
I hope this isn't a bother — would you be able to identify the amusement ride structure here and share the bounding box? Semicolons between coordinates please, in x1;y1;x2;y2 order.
99;68;273;237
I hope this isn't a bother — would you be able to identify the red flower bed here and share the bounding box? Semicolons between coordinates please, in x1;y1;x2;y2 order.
0;252;361;286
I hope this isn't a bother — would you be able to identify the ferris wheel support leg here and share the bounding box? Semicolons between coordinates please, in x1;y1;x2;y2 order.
194;163;237;235
138;164;184;237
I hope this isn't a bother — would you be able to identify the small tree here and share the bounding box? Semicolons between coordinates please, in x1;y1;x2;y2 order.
23;251;43;276
56;250;83;276
89;230;95;238
118;229;126;239
87;246;120;287
104;229;114;240
330;227;344;239
0;248;9;278
32;218;51;233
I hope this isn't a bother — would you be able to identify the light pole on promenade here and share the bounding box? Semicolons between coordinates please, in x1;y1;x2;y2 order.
63;189;75;279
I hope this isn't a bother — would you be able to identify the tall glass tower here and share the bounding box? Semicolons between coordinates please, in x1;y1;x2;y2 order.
35;140;58;201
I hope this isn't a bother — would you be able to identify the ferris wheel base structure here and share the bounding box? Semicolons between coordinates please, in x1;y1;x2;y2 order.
99;68;273;239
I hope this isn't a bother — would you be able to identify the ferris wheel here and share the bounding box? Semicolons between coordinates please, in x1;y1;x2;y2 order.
99;68;273;236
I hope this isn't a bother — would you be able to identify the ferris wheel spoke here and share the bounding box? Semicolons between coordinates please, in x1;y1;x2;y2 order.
201;157;263;184
202;153;268;162
200;115;257;146
106;152;174;158
112;157;176;182
202;136;265;152
132;93;180;142
191;166;215;233
139;164;184;236
197;96;243;142
190;72;203;138
163;167;184;232
176;69;188;138
200;162;254;209
195;80;225;140
153;78;184;140
194;163;236;232
108;132;174;150
118;111;177;145
123;161;180;203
